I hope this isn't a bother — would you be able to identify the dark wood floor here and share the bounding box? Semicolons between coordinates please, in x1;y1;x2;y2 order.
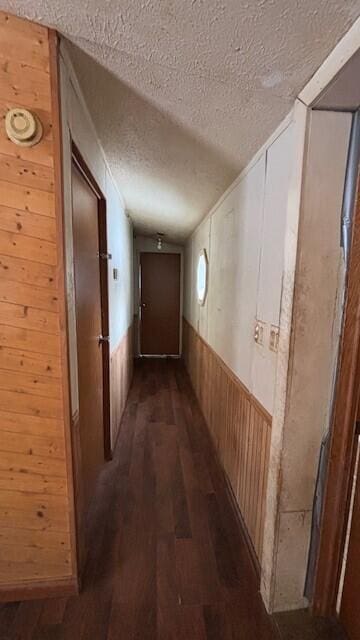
1;359;280;639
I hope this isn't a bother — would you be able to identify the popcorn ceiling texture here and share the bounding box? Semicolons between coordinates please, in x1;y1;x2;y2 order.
2;0;360;241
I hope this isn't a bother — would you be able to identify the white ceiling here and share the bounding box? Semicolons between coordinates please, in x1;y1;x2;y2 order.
2;1;360;242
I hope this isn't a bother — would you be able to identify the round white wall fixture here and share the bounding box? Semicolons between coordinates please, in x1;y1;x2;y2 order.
5;108;43;147
197;249;208;305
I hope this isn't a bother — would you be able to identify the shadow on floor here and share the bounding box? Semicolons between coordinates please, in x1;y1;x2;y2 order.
274;609;349;640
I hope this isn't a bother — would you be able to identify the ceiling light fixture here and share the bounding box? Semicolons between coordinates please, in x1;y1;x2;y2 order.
156;232;164;250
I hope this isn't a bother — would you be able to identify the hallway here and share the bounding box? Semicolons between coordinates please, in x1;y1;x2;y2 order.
0;359;278;640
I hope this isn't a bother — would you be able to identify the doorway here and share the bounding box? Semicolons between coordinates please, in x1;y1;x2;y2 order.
340;424;360;639
139;252;181;355
71;144;111;532
313;177;360;637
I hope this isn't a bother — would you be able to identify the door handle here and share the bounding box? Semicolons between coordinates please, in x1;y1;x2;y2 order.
141;303;146;308
98;334;110;345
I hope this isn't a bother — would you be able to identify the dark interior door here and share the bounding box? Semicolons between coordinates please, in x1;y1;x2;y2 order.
140;252;181;355
72;161;105;511
340;431;360;640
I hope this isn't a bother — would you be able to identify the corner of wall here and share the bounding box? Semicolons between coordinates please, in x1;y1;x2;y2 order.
261;104;352;614
260;99;309;613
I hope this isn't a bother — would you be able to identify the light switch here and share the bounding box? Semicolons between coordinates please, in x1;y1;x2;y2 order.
113;267;119;280
269;325;279;352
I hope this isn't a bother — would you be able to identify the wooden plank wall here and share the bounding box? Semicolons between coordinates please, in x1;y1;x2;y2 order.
110;324;134;447
0;12;76;596
183;319;272;562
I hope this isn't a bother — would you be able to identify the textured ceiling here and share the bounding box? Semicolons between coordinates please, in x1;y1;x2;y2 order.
2;1;360;241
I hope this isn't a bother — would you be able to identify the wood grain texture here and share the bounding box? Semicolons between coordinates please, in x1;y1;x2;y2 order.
340;446;360;638
0;12;76;595
140;252;181;355
71;161;105;509
183;319;271;562
110;324;134;447
0;359;278;638
313;183;360;616
71;142;112;462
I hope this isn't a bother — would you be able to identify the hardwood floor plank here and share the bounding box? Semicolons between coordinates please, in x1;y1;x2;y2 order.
38;597;67;626
172;447;192;540
0;602;20;637
175;538;204;606
10;600;43;640
203;602;232;640
157;533;177;611
153;425;176;535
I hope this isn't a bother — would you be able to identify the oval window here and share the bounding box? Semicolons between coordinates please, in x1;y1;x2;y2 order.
197;249;208;305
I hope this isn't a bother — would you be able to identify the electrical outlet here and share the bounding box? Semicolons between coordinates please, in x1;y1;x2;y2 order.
254;320;265;345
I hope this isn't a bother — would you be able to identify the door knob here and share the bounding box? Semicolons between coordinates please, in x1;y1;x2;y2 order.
98;334;110;345
141;303;146;308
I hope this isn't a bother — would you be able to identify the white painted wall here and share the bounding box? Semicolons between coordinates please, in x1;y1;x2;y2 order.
184;113;295;416
134;235;183;355
208;155;266;390
184;218;211;339
59;41;133;415
106;174;133;350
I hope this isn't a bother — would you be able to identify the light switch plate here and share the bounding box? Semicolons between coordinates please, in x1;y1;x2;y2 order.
269;325;280;352
113;267;119;280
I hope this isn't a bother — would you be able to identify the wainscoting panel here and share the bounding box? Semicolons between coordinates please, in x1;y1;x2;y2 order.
183;319;272;562
110;324;134;448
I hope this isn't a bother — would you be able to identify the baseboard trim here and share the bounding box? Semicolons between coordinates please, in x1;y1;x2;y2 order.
0;576;79;602
222;463;261;581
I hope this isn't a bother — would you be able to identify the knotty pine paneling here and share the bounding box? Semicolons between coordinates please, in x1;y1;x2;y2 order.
0;12;76;596
110;324;134;447
183;319;271;562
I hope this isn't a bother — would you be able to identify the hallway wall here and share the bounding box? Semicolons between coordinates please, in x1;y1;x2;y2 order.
184;113;295;565
59;42;134;449
184;100;353;613
0;13;77;597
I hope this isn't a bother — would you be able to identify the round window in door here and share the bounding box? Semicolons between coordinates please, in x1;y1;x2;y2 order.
197;249;208;305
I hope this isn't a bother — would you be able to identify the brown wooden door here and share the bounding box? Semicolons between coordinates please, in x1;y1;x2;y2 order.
72;161;105;511
140;252;181;355
340;432;360;640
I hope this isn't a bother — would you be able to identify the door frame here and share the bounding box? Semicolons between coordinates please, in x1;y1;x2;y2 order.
71;142;111;461
313;178;360;615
